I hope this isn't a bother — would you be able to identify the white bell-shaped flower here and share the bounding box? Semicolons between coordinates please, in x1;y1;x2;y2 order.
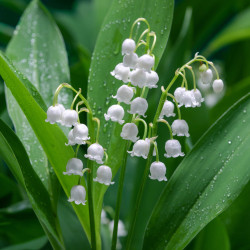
181;90;196;108
172;119;190;137
191;89;204;107
63;158;83;176
164;139;184;158
120;123;139;142
128;97;148;117
68;185;86;205
94;165;114;186
61;109;78;127
137;54;155;72
101;210;109;224
45;104;65;124
109;220;127;237
66;129;76;146
159;100;176;118
84;143;104;164
104;105;125;125
174;87;186;104
145;71;159;89
112;85;134;104
130;68;147;88
72;123;89;144
123;52;138;69
128;138;150;159
212;79;224;93
122;38;136;55
110;63;130;83
200;69;213;84
149;161;167;182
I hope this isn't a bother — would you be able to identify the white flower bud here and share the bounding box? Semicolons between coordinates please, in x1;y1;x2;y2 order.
137;54;155;72
73;123;89;144
159;100;175;119
66;129;76;146
149;161;167;182
172;119;190;137
181;90;196;108
104;105;125;125
120;123;139;142
191;89;204;107
109;220;127;237
128;97;148;117
68;185;86;205
128;138;150;159
110;63;130;83
63;158;83;176
122;38;136;55
174;87;186;104
112;85;134;104
61;109;78;127
94;165;114;185
123;53;138;69
145;71;159;88
200;69;213;84
45;104;65;124
84;143;104;164
130;68;147;88
212;79;224;93
164;139;184;158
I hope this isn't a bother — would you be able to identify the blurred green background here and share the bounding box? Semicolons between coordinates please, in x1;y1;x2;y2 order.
0;0;249;249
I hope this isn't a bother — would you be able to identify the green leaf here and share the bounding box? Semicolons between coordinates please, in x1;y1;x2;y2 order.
0;119;64;249
143;93;250;250
88;0;174;240
0;52;91;243
5;0;71;191
204;8;250;56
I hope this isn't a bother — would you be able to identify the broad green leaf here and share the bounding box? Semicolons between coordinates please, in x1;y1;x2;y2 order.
204;8;250;56
0;119;64;249
0;52;91;243
143;93;250;250
5;0;71;191
88;0;174;242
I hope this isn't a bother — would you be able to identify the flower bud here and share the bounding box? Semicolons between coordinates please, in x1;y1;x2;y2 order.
110;63;130;83
181;90;195;108
212;79;224;93
149;161;167;181
68;185;87;205
191;89;204;107
94;165;114;185
137;54;154;72
145;71;159;88
84;143;104;164
128;97;148;117
112;85;134;104
130;68;147;88
164;139;184;158
174;87;186;104
45;104;65;124
63;158;83;176
120;123;139;142
171;119;190;137
61;109;78;127
104;105;125;124
159;100;175;118
73;123;89;144
128;138;150;159
122;38;136;55
200;69;213;84
123;52;138;69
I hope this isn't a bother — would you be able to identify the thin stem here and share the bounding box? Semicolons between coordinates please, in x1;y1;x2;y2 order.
75;145;80;157
157;119;173;139
76;101;84;112
208;61;220;79
135;28;149;50
104;151;108;165
133;117;148;139
153;141;159;162
149;32;157;54
92;117;100;143
185;65;196;90
111;141;129;250
140;86;146;98
78;108;89;115
179;71;188;89
129;18;150;39
167;93;181;119
71;88;81;110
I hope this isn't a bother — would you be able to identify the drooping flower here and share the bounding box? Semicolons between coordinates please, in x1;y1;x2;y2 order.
191;89;204;107
164;139;184;158
65;129;76;146
94;165;114;186
68;185;87;205
128;97;148;117
45;104;65;124
159;100;175;118
128;138;150;159
181;90;195;108
72;123;89;144
109;220;127;237
130;68;147;88
149;161;167;181
122;38;136;55
63;158;83;176
137;54;155;72
84;143;104;164
123;53;138;69
212;79;224;93
174;87;186;104
112;85;134;104
145;71;159;89
200;69;213;84
61;109;78;127
104;105;125;124
120;123;139;142
110;63;130;83
171;119;190;137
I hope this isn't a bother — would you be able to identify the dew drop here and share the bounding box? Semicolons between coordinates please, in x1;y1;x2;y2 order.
228;140;232;145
